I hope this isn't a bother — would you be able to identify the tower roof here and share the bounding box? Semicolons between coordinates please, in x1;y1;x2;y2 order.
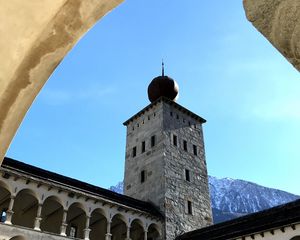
147;62;179;103
123;97;206;126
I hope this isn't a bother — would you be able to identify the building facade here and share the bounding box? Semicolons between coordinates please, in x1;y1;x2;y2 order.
0;158;162;240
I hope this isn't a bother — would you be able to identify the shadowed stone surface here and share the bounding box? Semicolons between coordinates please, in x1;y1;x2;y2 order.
0;0;123;164
243;0;300;71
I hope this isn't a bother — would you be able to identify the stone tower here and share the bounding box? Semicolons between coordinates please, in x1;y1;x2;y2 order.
123;65;212;239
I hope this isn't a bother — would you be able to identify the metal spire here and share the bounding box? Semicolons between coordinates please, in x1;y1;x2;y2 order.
162;60;165;76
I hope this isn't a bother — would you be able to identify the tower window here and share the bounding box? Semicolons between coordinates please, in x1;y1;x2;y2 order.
141;170;146;183
183;140;187;151
185;169;190;182
176;114;179;119
141;141;145;153
170;111;173;117
193;145;198;156
151;135;156;147
187;201;193;215
132;146;137;157
173;135;178;146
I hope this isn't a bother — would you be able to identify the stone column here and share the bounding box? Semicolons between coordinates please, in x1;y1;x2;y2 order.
144;230;148;240
83;215;91;240
105;221;112;240
4;195;15;224
34;203;43;231
125;225;131;240
60;209;68;236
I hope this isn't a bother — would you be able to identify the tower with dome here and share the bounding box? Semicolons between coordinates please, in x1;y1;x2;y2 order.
123;63;213;240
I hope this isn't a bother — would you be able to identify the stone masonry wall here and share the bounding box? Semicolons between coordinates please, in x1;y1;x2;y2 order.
162;102;212;239
124;99;212;240
124;102;166;211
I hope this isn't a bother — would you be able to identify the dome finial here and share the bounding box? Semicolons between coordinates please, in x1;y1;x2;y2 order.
147;62;179;103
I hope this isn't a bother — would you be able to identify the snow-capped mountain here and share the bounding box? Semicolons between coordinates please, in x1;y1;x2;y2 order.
209;176;299;222
109;181;123;194
109;177;299;223
209;176;299;213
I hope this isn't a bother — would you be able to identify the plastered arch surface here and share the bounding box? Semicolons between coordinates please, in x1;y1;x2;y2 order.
0;0;123;164
243;0;300;71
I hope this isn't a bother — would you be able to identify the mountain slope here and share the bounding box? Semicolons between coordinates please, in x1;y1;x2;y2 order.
109;177;299;223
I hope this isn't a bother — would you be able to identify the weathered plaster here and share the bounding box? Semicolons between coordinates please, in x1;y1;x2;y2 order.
0;0;123;164
243;0;300;71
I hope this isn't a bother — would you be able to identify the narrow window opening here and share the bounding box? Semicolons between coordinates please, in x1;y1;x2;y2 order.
185;169;190;182
148;116;150;120
183;140;187;151
137;123;139;128
151;135;156;147
173;135;178;146
170;111;173;117
132;146;137;157
141;141;146;153
193;145;197;156
70;225;77;238
141;170;146;183
132;126;134;131
176;114;179;119
187;201;193;215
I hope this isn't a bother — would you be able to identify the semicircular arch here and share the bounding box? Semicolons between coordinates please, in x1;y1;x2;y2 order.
111;212;127;225
290;236;300;240
9;236;27;240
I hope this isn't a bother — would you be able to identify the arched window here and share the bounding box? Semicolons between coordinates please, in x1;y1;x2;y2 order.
111;214;127;240
147;223;161;240
130;219;144;240
66;202;86;239
40;196;64;234
89;208;107;240
12;189;38;229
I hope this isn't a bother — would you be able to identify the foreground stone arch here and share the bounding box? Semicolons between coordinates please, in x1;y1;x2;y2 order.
0;0;123;164
244;0;300;71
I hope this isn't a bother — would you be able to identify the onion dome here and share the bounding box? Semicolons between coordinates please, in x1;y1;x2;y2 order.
148;62;179;103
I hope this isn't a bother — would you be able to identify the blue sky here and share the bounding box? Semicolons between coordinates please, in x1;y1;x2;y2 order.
7;1;300;195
